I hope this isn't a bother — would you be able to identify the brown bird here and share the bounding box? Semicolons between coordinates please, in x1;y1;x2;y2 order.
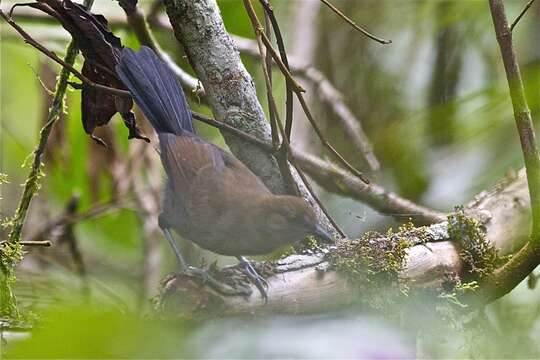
116;47;332;299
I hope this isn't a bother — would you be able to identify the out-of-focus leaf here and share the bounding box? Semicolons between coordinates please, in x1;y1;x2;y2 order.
5;305;188;358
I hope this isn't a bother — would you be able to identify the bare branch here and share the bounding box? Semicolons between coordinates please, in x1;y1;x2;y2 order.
510;0;537;31
294;151;446;225
319;0;391;45
0;240;52;247
258;0;294;142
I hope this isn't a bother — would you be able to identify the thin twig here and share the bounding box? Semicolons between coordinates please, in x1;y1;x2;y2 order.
261;10;280;151
510;0;537;31
319;0;391;44
243;0;298;197
0;240;52;247
296;94;369;183
259;0;294;142
242;6;305;94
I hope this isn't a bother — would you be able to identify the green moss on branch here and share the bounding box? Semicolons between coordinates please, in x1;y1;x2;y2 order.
447;206;499;279
327;223;414;309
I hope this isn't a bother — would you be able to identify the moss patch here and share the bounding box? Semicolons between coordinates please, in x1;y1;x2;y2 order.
327;223;414;309
447;206;498;279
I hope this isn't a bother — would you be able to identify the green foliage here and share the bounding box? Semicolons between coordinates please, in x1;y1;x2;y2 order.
5;305;189;358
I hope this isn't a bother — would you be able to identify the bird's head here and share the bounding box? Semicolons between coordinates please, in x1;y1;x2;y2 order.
263;195;334;245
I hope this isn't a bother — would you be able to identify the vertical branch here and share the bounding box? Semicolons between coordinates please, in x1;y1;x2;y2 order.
475;0;540;303
1;0;95;318
259;6;297;194
259;0;294;141
262;10;280;150
489;0;540;237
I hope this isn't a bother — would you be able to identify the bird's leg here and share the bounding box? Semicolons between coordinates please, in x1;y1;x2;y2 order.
161;227;251;296
163;227;188;270
236;256;269;301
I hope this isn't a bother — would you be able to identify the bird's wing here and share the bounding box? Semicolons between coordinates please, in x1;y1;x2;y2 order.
158;132;224;193
158;132;269;195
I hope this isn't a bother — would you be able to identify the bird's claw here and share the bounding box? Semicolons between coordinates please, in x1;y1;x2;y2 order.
237;258;269;302
175;266;252;297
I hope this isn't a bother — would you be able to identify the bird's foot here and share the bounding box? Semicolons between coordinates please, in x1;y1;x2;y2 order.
236;257;269;302
174;266;252;297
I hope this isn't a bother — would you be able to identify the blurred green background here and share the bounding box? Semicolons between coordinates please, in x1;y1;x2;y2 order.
1;0;540;358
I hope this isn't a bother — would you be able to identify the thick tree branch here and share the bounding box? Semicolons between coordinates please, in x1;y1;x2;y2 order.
293;151;445;225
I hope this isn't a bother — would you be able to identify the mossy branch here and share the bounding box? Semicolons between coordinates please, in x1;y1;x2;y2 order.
0;0;94;319
157;171;531;315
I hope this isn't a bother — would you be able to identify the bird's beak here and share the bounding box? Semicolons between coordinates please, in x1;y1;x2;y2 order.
313;223;334;243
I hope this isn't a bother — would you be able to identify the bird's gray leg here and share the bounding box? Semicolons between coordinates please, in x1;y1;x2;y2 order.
163;227;188;270
161;227;251;296
236;256;269;301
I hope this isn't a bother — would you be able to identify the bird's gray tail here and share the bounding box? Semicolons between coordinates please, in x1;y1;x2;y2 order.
116;46;194;135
